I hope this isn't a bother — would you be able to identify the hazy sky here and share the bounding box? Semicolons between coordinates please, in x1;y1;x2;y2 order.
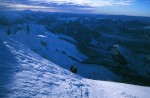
0;0;150;17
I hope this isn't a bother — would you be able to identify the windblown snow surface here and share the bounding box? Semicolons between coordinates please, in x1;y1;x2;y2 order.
0;32;150;98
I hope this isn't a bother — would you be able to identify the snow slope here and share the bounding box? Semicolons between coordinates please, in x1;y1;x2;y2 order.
0;31;150;98
2;23;118;81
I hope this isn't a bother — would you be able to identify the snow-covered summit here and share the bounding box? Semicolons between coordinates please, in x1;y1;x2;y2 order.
0;29;150;98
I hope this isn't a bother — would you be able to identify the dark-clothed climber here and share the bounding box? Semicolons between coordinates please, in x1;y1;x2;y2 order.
70;66;77;74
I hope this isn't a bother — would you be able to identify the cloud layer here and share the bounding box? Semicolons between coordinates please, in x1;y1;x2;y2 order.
0;0;135;11
29;0;135;6
0;0;150;17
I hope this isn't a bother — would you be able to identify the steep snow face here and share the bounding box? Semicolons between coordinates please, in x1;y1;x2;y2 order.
3;24;118;81
0;33;150;98
0;34;86;98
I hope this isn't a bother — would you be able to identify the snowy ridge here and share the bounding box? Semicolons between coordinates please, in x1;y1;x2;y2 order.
0;32;150;98
0;34;88;98
4;23;118;81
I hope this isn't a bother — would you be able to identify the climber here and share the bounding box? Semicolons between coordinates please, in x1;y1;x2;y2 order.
70;66;77;74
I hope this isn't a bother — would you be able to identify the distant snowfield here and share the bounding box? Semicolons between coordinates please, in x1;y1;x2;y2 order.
10;24;87;65
57;17;79;22
37;34;47;38
0;31;150;98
